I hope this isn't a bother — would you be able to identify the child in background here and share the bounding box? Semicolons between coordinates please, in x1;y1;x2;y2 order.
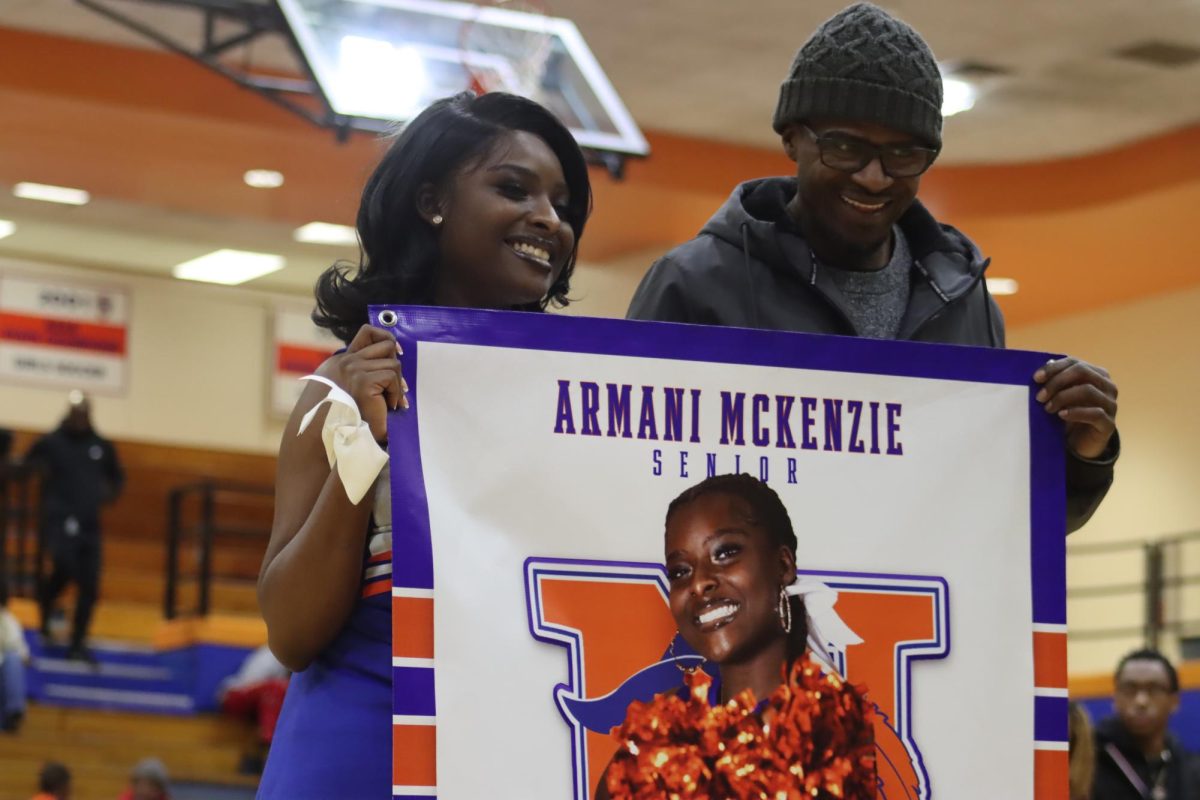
30;761;70;800
0;578;30;733
217;644;289;773
117;757;170;800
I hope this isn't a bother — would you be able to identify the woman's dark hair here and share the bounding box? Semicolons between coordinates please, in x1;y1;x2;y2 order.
665;473;808;662
667;473;797;553
1067;701;1095;800
313;91;592;343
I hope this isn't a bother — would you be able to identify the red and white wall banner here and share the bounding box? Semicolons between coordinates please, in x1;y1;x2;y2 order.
0;272;130;394
271;305;339;416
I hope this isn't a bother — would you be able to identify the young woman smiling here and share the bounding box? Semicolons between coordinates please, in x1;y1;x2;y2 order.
257;91;591;798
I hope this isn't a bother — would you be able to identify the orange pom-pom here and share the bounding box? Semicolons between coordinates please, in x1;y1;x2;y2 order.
606;661;876;800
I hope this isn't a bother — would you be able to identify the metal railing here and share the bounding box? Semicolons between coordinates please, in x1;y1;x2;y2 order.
163;480;273;619
1067;531;1200;652
10;456;1199;643
0;459;41;598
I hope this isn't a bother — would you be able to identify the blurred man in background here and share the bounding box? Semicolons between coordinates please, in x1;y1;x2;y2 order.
25;391;123;661
1092;649;1200;799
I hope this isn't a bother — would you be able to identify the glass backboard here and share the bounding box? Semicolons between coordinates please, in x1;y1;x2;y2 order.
276;0;649;157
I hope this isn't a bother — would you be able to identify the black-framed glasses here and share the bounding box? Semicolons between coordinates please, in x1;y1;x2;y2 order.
1115;680;1173;700
799;124;939;178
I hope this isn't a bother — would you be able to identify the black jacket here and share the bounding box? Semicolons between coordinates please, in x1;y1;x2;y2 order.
627;177;1115;532
26;426;123;527
1092;716;1200;800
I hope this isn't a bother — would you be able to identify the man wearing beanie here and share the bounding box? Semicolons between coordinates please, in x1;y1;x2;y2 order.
627;2;1118;532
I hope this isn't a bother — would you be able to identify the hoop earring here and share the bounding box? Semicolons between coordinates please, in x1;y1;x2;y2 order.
778;585;792;634
669;635;699;674
431;214;443;226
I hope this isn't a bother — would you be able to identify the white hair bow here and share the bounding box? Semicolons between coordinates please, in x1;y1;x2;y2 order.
786;576;863;675
297;375;389;505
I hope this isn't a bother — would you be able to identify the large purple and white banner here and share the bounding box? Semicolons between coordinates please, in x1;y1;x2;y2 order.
377;306;1068;800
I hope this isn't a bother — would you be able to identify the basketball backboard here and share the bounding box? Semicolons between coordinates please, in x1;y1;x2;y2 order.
277;0;649;159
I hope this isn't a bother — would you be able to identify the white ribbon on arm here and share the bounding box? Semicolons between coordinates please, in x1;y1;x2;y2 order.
296;374;389;505
787;576;863;675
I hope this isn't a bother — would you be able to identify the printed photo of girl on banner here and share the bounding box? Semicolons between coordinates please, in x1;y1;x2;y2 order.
596;473;878;799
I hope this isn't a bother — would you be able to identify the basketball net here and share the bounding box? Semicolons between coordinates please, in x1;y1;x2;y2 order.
458;0;555;98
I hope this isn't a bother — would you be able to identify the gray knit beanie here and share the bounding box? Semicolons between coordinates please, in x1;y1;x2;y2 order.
773;3;943;147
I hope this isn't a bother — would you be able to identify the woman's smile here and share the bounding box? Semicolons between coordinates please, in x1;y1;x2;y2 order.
505;235;555;270
433;130;576;308
694;598;741;629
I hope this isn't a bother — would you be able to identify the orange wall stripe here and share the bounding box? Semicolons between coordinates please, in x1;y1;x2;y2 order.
0;25;315;129
2;25;1200;329
1180;662;1200;691
1069;673;1114;698
3;26;1199;224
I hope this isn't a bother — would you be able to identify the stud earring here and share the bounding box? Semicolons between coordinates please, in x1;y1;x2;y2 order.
431;214;443;226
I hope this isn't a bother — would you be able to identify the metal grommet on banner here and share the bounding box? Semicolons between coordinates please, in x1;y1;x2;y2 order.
378;309;398;327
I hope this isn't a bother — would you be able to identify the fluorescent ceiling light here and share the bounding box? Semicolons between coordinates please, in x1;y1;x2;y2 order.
173;249;285;285
0;220;14;240
942;77;976;117
14;182;90;205
244;169;285;188
294;221;358;246
986;277;1019;296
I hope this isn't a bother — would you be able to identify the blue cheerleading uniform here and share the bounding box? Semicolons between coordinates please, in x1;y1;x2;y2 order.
258;469;393;799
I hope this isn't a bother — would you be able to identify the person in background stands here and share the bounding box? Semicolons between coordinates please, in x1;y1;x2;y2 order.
25;391;123;662
1092;648;1200;799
